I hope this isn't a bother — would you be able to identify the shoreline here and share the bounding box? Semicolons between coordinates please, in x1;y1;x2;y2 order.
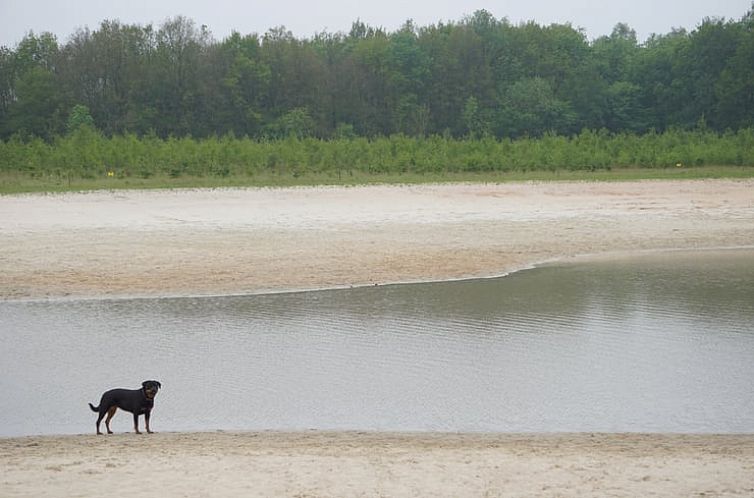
5;428;754;443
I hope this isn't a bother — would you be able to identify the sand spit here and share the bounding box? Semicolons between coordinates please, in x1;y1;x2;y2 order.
2;179;753;301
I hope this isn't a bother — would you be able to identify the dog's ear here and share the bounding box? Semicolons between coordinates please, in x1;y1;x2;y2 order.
142;381;149;388
155;381;162;389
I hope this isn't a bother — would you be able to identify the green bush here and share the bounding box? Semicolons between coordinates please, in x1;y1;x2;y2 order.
1;128;753;185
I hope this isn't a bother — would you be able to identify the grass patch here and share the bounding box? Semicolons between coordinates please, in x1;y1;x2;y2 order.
2;166;752;195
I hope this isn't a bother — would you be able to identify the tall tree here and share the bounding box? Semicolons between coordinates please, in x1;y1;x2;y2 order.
207;31;269;136
4;32;63;138
387;21;430;135
150;16;212;136
714;8;754;129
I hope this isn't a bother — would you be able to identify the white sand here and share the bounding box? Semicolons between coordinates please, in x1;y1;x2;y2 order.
2;179;753;300
2;179;754;497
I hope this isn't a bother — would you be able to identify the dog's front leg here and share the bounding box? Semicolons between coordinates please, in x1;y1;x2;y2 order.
133;413;142;434
145;410;153;434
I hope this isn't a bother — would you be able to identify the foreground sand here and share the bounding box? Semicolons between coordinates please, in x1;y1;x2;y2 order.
2;180;754;496
1;179;753;300
2;432;754;497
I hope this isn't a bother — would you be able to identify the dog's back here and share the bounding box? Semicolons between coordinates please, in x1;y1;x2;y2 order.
97;387;149;413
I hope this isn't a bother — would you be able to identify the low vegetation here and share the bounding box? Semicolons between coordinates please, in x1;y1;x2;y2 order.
1;128;752;193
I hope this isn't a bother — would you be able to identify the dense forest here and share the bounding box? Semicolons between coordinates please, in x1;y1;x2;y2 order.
1;7;754;141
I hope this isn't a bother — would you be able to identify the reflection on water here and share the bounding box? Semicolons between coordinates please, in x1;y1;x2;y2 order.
2;249;753;437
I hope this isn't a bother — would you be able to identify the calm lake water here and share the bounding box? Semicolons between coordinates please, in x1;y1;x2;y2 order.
2;249;753;437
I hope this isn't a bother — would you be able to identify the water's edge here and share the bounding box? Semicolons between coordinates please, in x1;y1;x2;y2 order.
6;245;754;304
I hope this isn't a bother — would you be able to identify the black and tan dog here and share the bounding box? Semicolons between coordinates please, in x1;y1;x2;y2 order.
88;380;162;435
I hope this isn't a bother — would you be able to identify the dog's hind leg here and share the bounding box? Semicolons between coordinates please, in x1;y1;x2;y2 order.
104;406;117;434
95;411;105;435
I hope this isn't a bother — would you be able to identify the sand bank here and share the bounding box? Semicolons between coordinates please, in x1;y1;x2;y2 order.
1;179;753;300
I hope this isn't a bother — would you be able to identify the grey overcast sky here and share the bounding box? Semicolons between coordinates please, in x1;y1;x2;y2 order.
0;0;751;47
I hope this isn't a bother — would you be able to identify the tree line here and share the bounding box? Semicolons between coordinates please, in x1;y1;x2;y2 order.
1;7;753;141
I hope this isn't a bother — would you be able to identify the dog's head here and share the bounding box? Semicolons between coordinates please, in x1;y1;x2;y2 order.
142;380;162;400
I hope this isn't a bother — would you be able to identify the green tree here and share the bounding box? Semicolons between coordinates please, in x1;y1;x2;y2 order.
684;17;743;128
462;95;490;137
14;31;59;72
57;20;156;135
67;104;95;132
497;77;577;137
0;46;15;135
593;23;639;83
150;16;212;136
348;28;393;135
4;32;63;138
210;31;270;136
714;14;754;129
387;21;430;134
632;29;690;130
604;81;647;132
6;66;62;138
271;107;315;138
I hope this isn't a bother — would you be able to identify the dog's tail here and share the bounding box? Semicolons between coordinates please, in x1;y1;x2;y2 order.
88;403;99;412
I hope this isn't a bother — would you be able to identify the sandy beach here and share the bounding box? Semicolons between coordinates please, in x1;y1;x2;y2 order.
0;431;752;497
2;179;754;496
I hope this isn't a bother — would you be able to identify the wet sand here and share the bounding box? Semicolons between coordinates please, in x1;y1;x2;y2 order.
2;179;754;496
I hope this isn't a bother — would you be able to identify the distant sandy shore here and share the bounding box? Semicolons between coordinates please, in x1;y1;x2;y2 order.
2;431;754;497
2;180;754;497
1;179;753;300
